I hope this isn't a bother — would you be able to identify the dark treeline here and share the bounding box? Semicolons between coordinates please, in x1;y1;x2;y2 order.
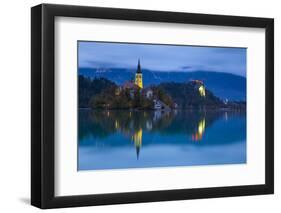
79;75;116;108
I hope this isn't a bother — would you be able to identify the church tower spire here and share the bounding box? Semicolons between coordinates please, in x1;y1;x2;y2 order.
135;59;143;88
137;59;141;73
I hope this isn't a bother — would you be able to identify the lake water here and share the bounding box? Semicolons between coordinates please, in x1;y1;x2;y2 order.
78;109;246;171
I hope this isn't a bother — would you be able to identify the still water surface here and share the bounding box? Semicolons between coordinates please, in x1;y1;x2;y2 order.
78;109;246;170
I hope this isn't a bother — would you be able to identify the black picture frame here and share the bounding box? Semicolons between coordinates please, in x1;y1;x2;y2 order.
31;3;274;209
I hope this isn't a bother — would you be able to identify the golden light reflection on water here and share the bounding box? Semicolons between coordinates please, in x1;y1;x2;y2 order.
192;118;206;142
109;110;208;157
131;128;143;159
115;120;119;129
80;110;246;170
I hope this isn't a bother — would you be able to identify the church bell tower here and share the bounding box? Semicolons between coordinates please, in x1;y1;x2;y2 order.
135;59;143;89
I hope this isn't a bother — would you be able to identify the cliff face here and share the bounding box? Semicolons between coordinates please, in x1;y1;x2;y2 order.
159;81;224;108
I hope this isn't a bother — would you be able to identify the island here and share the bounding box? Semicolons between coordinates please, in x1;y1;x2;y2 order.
79;60;246;110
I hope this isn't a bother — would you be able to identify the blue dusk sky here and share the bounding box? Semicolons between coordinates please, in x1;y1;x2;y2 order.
78;41;247;77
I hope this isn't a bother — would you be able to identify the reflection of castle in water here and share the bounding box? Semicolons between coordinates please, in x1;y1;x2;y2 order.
191;118;206;141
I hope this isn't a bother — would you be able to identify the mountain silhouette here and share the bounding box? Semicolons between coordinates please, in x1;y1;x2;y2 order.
79;68;246;101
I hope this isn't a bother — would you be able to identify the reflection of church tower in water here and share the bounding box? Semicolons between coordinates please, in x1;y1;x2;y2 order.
132;128;143;159
135;59;143;89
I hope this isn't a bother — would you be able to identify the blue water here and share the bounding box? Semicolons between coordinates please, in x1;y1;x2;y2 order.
78;110;246;170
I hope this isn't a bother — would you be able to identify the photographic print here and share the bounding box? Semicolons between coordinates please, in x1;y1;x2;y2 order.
78;41;247;171
31;5;274;208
